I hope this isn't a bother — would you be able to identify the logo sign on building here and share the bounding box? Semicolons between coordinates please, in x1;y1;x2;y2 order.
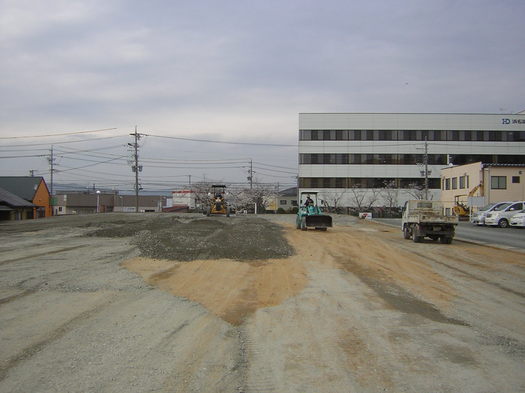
502;118;525;125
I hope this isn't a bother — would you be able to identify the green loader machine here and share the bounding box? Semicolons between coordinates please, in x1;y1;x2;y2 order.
296;191;333;231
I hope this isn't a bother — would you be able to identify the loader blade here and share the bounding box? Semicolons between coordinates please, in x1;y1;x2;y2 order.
305;215;332;228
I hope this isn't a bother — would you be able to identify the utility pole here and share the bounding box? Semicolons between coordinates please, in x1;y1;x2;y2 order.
247;159;254;189
129;126;145;213
47;145;55;196
424;137;429;199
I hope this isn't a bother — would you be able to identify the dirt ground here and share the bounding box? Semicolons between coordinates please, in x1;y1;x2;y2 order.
0;213;524;393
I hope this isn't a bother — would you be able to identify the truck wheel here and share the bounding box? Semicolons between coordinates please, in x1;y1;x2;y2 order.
498;218;509;228
403;226;410;239
412;224;422;242
440;236;452;244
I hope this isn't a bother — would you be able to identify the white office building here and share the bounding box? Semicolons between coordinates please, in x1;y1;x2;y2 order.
298;113;525;209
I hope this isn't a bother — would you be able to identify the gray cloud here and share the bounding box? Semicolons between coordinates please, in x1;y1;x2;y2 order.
1;0;524;185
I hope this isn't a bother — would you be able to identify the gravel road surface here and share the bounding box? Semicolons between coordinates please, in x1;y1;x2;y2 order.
1;213;524;393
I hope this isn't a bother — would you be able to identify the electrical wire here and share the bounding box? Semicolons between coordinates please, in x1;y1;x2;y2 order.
0;128;118;139
1;134;129;147
148;133;297;147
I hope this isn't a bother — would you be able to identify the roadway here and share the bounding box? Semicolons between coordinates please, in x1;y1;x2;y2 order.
373;218;525;251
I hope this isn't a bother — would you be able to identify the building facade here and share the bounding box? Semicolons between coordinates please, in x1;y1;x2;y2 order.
0;176;52;218
298;113;525;208
440;162;525;214
53;193;168;215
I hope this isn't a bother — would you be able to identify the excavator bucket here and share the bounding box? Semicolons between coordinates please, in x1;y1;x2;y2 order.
305;214;333;228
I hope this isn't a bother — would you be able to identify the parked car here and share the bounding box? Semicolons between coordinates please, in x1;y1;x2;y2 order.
510;210;525;228
470;202;511;225
484;201;525;228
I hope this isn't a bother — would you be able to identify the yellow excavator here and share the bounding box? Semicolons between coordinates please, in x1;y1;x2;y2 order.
453;184;482;219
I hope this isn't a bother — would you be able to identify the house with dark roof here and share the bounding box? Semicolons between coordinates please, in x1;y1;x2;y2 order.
0;177;52;218
277;187;298;211
0;187;36;220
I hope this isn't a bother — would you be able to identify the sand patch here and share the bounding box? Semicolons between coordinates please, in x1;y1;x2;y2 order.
122;255;307;325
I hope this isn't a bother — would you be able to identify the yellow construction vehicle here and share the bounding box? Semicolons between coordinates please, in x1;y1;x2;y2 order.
207;185;230;216
453;184;482;219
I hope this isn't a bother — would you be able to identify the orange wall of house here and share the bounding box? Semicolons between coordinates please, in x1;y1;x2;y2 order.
33;181;52;217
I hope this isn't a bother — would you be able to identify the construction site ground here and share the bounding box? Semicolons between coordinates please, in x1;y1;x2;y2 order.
0;213;524;393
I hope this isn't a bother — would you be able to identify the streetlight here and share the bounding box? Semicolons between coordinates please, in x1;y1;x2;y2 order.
96;190;101;213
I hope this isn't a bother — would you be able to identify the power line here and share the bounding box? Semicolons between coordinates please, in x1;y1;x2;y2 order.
2;134;128;147
148;133;297;147
0;127;118;139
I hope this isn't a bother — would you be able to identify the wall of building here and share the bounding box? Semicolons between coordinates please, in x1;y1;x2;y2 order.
482;166;525;204
33;180;51;218
299;113;525;208
440;162;483;212
440;162;525;213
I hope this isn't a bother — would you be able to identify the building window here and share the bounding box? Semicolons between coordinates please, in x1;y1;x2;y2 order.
459;176;465;189
280;200;287;205
348;130;360;140
448;130;460;141
491;176;507;189
445;178;450;190
489;131;503;141
452;177;458;189
512;176;520;184
291;200;298;206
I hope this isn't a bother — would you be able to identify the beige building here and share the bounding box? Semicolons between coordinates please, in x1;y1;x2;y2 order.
440;162;525;214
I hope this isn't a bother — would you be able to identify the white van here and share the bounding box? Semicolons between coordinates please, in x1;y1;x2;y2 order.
470;201;511;225
484;201;525;228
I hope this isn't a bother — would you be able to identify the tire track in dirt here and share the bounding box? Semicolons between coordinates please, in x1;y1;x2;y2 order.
0;245;89;266
0;293;116;381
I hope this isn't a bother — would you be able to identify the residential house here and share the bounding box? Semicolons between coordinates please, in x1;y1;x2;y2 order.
0;176;51;218
0;187;36;220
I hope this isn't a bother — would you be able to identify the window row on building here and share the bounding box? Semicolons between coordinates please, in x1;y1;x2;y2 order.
299;129;525;142
442;174;521;191
299;153;525;166
299;177;441;189
441;175;471;191
300;153;447;165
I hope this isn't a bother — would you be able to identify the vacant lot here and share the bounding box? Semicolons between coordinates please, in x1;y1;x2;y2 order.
0;213;524;393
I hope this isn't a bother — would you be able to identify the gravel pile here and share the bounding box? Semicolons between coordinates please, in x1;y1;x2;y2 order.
89;215;294;261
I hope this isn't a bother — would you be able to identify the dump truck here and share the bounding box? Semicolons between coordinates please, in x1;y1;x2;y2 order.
296;191;332;231
401;200;458;244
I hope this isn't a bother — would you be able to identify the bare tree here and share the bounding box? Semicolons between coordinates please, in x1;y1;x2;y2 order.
230;182;278;213
405;182;432;200
381;180;400;212
364;188;381;210
348;186;367;211
190;181;213;212
319;190;346;213
348;186;381;212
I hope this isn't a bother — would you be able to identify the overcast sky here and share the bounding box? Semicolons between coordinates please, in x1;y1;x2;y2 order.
1;0;524;190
